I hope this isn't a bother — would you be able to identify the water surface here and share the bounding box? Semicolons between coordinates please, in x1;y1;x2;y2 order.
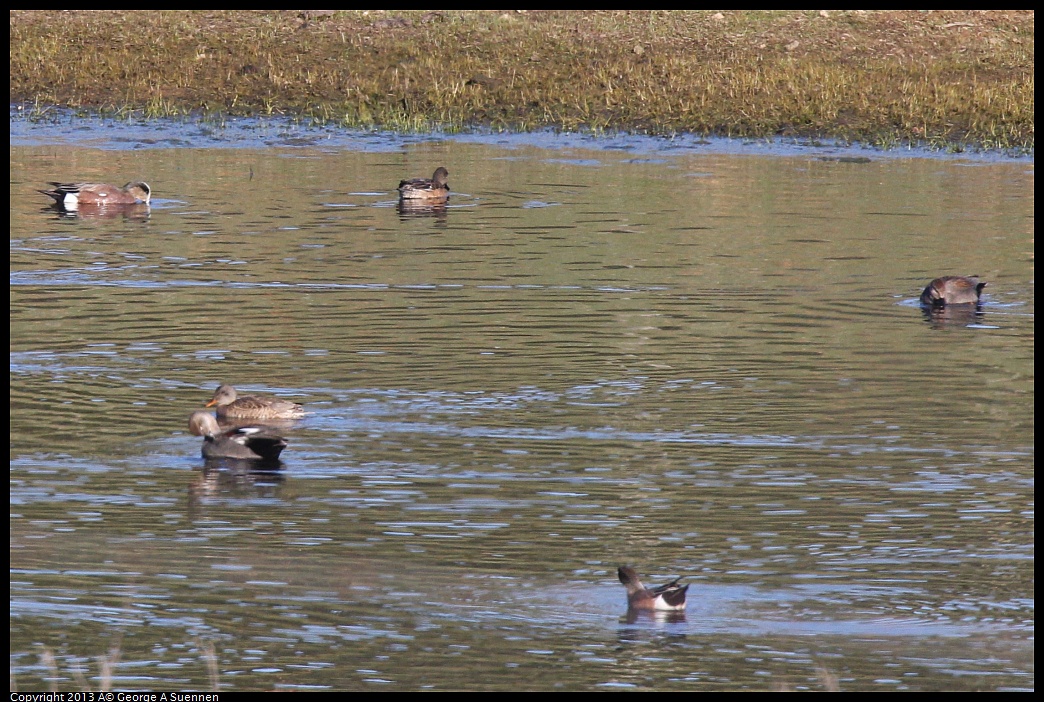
10;117;1034;691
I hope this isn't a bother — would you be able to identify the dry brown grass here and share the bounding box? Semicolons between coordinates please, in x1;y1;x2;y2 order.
9;10;1034;150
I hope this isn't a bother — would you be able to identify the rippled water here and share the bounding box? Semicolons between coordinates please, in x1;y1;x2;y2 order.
10;116;1034;691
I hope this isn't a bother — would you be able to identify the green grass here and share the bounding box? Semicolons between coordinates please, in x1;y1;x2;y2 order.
9;10;1034;151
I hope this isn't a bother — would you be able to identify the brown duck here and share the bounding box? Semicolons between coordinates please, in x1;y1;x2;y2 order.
204;384;305;420
920;276;986;307
398;167;449;201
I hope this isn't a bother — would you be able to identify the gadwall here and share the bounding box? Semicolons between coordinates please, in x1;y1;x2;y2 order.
39;182;151;208
188;410;287;462
618;566;688;611
920;275;986;307
398;167;449;201
205;384;305;420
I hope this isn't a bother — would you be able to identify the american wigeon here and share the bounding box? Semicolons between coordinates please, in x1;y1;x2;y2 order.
398;167;449;200
205;384;306;420
39;181;151;208
618;566;689;611
920;276;986;307
188;411;288;462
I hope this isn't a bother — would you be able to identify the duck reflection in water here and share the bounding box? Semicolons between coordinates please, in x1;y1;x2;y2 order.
921;303;986;328
187;462;285;516
397;198;449;221
43;202;151;221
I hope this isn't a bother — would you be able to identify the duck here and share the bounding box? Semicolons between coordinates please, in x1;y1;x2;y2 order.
204;384;305;420
188;411;288;462
39;181;151;208
617;565;688;611
398;167;449;201
920;275;987;307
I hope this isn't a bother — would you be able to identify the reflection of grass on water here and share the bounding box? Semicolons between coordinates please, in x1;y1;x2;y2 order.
31;642;121;693
772;665;843;692
11;11;1033;151
20;638;220;692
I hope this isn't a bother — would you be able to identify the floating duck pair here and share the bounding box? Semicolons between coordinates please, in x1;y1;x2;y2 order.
189;384;304;462
40;168;447;208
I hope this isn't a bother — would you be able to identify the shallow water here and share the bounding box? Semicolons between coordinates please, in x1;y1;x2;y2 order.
9;115;1034;691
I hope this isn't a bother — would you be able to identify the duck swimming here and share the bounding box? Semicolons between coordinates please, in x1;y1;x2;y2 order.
39;181;151;208
188;411;288;462
204;384;305;420
617;565;688;611
398;167;449;201
920;275;986;307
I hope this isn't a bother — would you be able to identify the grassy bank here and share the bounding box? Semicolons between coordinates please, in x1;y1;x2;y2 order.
9;10;1034;151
